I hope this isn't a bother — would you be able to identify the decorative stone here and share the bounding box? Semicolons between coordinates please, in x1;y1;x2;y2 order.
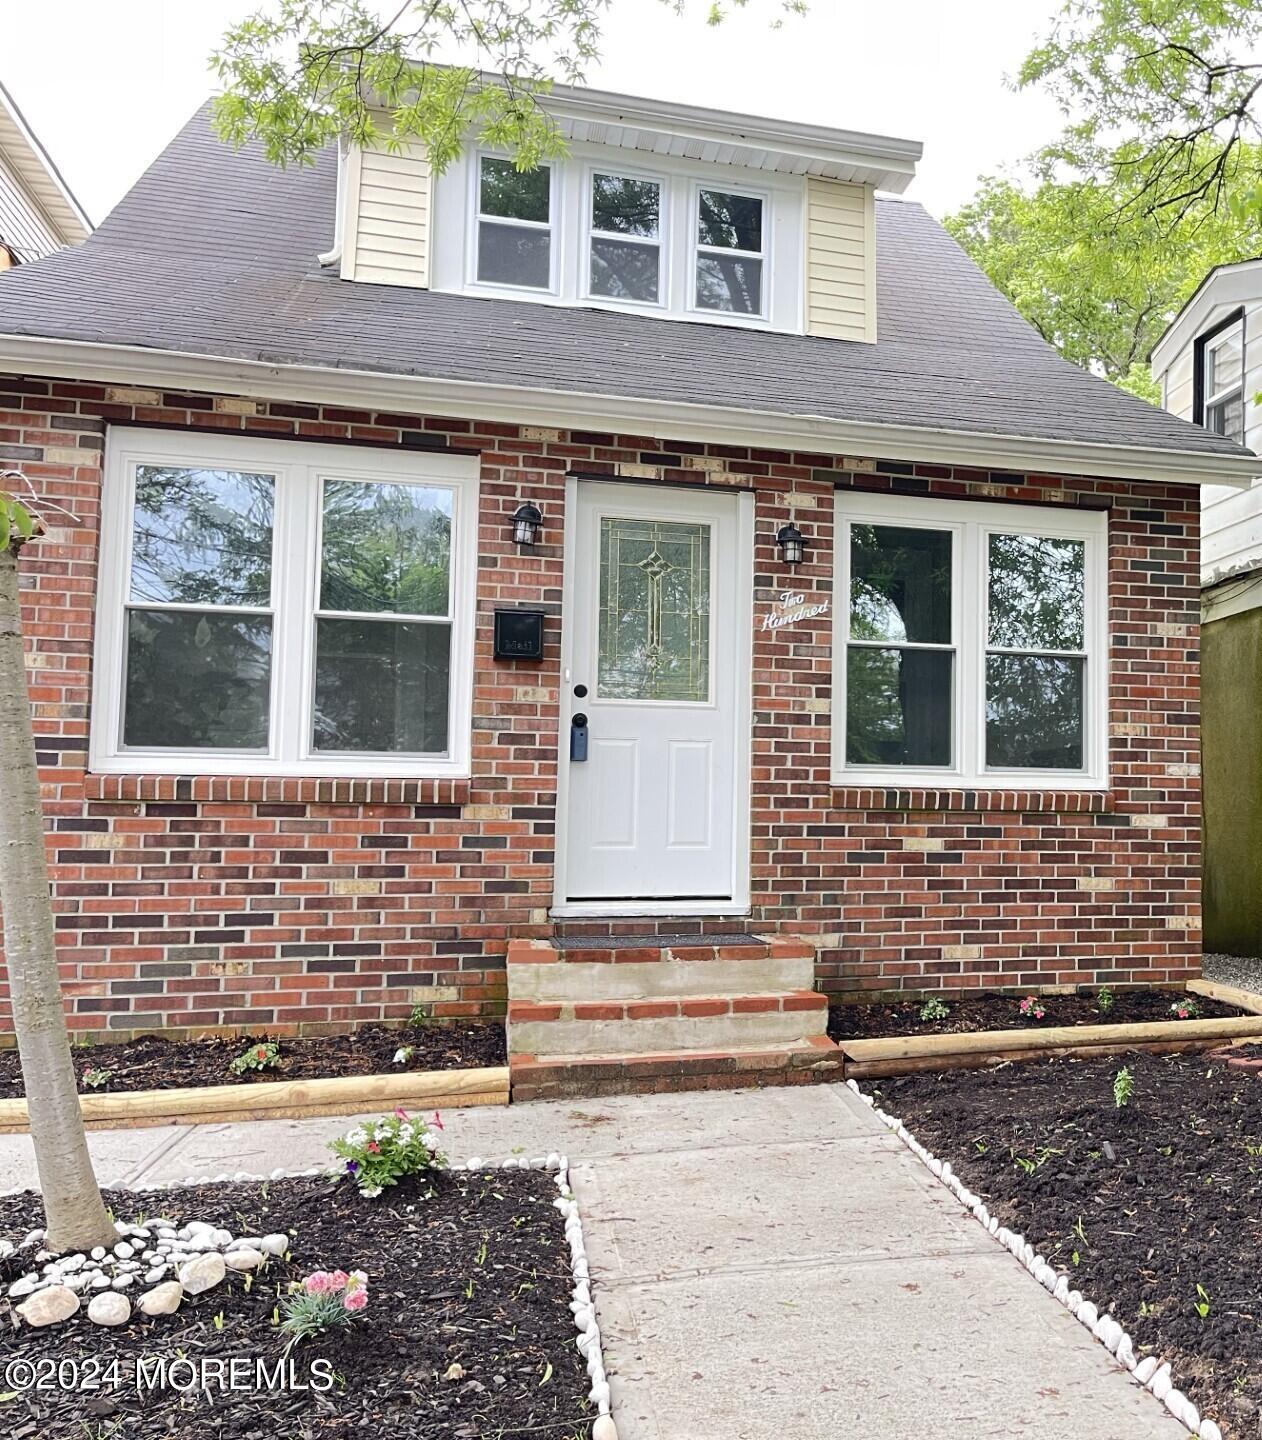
138;1281;183;1317
114;1241;135;1259
88;1291;131;1327
1076;1300;1098;1328
8;1274;39;1299
592;1416;619;1440
90;1246;107;1260
1133;1356;1160;1385
1201;1421;1223;1440
111;1274;135;1290
17;1285;80;1327
178;1253;226;1295
89;1273;111;1289
225;1248;264;1271
211;1229;234;1248
259;1234;290;1257
144;1266;167;1284
1150;1364;1173;1402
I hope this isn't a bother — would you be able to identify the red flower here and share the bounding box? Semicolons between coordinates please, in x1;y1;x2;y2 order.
366;1141;380;1153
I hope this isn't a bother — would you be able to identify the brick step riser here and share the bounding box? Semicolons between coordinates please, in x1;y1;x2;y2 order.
509;954;816;1003
507;1003;828;1057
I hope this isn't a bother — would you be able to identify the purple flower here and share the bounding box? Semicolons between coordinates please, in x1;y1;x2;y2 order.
345;1159;359;1173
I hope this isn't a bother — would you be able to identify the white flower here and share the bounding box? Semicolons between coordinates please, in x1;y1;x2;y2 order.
342;1127;367;1148
360;1185;383;1199
392;1047;412;1065
422;1131;444;1152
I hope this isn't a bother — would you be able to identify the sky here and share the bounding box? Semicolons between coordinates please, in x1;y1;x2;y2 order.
5;0;1068;226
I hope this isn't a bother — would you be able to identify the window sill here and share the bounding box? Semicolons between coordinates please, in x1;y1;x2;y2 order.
82;773;472;807
828;785;1114;814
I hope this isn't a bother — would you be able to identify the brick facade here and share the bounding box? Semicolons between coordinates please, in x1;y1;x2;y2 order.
0;373;1202;1037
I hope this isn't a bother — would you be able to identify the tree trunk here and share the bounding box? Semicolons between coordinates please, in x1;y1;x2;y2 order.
0;543;115;1251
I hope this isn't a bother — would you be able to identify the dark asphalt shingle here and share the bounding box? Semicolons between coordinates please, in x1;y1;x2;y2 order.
0;104;1249;462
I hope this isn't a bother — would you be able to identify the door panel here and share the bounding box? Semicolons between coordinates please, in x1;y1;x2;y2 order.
563;483;741;903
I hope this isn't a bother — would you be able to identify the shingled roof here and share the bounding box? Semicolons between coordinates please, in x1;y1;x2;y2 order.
0;103;1253;476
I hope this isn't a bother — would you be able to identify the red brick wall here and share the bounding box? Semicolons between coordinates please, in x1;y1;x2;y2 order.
0;374;1201;1035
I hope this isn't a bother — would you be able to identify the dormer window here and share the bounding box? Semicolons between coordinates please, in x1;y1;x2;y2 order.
476;156;552;290
695;188;764;316
588;172;662;305
1195;312;1245;443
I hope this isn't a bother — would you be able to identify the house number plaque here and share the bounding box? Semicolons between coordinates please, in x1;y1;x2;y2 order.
761;590;830;631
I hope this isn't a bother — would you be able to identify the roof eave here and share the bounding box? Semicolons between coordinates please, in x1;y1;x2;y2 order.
0;83;92;244
1151;257;1262;373
0;332;1254;488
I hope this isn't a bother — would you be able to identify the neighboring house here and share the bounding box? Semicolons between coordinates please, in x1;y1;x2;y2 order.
1153;263;1262;959
0;85;1255;1092
0;80;90;267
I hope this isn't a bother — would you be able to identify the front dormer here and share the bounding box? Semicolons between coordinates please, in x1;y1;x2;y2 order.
333;83;921;345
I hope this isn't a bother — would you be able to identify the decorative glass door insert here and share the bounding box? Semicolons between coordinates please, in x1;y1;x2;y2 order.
597;516;711;701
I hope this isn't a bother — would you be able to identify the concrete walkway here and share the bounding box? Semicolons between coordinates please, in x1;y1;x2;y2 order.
0;1085;1185;1439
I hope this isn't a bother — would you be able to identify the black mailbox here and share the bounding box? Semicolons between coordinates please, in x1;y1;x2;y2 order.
493;608;545;661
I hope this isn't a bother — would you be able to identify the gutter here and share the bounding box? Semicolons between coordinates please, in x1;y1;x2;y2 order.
0;332;1256;489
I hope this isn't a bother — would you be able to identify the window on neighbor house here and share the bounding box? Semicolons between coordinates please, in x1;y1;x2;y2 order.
694;188;765;316
1197;316;1245;443
93;430;477;777
476;155;553;289
833;493;1107;789
588;171;662;305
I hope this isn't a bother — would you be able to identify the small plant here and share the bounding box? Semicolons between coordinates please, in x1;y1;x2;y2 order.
393;1045;416;1065
918;997;949;1023
1017;995;1047;1021
229;1040;282;1076
280;1269;369;1347
1096;987;1115;1014
1194;1283;1211;1320
1170;997;1201;1020
81;1067;114;1090
409;1003;434;1027
1113;1066;1134;1109
330;1108;448;1199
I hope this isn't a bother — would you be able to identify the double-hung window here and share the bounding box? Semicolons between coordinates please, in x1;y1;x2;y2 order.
694;187;765;316
588;171;663;304
1196;315;1245;443
833;493;1107;789
93;429;478;777
475;155;553;290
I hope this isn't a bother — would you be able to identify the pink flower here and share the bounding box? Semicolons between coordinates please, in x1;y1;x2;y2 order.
303;1271;333;1294
342;1287;368;1312
366;1141;380;1153
431;1111;445;1130
328;1270;349;1290
394;1108;409;1120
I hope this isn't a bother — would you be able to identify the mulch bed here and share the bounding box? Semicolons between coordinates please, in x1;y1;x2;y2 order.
828;988;1242;1042
0;1168;592;1440
874;1052;1262;1438
0;1022;507;1099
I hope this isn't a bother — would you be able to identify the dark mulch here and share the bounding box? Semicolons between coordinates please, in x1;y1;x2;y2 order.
874;1052;1262;1438
0;1168;592;1440
0;1022;507;1099
828;988;1241;1043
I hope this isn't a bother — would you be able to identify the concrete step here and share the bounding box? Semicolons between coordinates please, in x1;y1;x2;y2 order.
506;990;828;1056
510;1035;843;1101
507;936;815;1002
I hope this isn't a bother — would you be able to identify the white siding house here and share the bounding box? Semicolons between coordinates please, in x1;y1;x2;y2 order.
1152;259;1262;584
0;79;90;268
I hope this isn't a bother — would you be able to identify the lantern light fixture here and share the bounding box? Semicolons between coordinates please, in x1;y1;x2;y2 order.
512;501;543;546
776;522;805;565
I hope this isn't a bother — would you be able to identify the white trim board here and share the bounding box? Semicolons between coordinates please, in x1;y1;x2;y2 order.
1;334;1257;488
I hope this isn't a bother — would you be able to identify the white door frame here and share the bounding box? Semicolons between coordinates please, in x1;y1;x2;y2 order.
552;475;754;917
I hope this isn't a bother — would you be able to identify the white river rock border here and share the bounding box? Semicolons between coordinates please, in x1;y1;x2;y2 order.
845;1078;1223;1440
2;1152;617;1440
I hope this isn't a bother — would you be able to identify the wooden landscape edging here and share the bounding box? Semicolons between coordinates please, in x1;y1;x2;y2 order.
839;1006;1262;1080
0;1065;510;1134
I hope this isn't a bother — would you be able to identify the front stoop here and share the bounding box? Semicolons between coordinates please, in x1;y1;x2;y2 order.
506;936;843;1100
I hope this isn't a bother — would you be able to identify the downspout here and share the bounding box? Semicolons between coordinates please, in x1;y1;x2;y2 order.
317;135;348;268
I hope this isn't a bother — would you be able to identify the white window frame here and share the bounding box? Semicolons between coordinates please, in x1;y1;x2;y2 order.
91;428;479;779
469;150;558;295
689;180;769;322
582;163;668;311
831;492;1109;791
1203;317;1245;442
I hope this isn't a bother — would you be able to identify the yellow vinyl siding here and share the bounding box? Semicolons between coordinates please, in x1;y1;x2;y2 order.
805;177;875;343
342;138;431;288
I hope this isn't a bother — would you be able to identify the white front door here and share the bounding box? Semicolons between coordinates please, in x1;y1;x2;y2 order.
560;481;748;908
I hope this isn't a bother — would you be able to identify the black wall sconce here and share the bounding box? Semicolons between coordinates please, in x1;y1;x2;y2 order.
512;502;543;546
776;522;805;565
